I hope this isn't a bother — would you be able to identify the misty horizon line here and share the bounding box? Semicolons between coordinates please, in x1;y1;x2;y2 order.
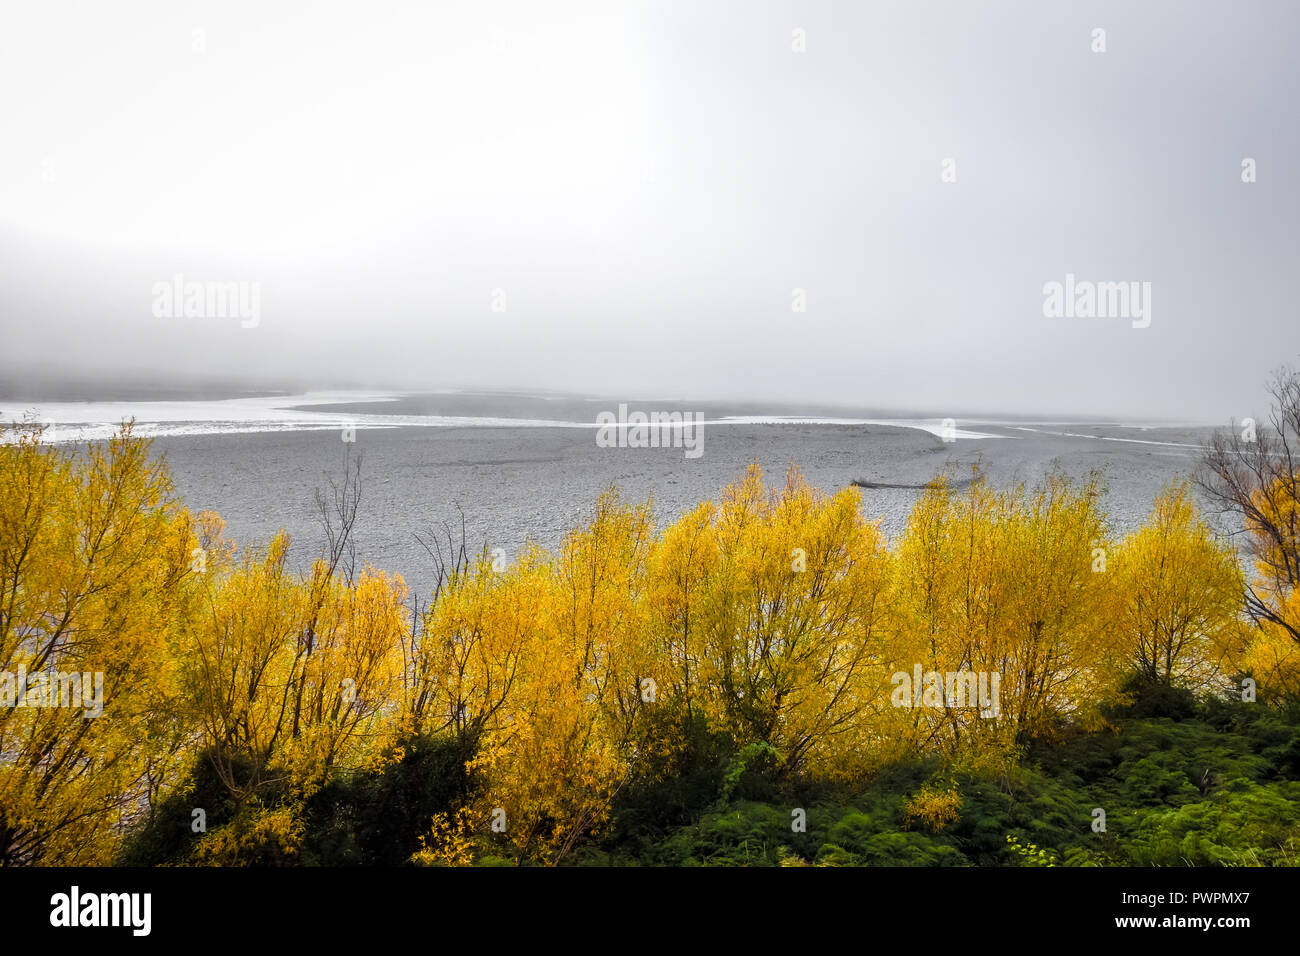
0;364;1227;427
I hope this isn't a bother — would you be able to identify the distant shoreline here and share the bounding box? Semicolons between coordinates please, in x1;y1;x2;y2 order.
1;389;1215;447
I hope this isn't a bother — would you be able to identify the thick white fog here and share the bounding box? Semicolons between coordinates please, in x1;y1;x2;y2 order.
1;0;1297;419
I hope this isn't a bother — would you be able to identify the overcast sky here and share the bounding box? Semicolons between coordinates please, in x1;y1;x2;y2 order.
1;0;1296;419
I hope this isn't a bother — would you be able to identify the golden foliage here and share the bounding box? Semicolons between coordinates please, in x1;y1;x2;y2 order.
411;807;478;867
652;464;898;777
0;422;197;864
1241;474;1300;699
1111;481;1247;691
1;423;1269;866
896;469;1115;757
901;786;963;832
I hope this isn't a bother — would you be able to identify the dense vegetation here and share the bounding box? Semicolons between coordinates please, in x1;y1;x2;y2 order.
4;374;1300;867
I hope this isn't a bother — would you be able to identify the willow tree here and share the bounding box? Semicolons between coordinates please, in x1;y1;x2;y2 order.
896;468;1117;755
0;422;196;864
1111;481;1245;691
1199;367;1300;700
655;464;898;778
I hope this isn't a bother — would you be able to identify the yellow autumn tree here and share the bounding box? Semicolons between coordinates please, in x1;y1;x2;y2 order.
0;422;198;864
1110;481;1246;692
183;541;408;804
652;464;897;778
275;562;409;792
467;492;658;864
183;529;304;799
1197;367;1300;702
896;468;1117;759
998;471;1119;737
1238;473;1300;700
405;545;547;744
